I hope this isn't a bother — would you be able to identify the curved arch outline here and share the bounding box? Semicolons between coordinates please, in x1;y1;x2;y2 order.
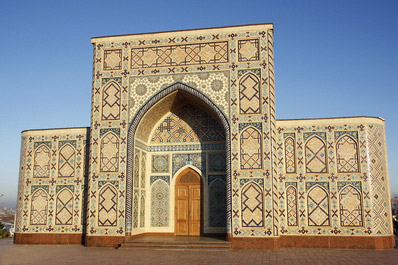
55;187;74;225
305;135;327;173
241;181;264;227
126;82;231;233
100;131;119;173
240;126;262;170
338;184;363;227
307;185;330;226
285;185;298;226
30;188;48;225
101;80;121;120
98;184;118;227
284;136;296;173
33;144;51;178
239;72;261;115
58;144;76;178
336;134;359;173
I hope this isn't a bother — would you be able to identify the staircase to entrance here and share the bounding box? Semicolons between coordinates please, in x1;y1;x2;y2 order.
119;236;231;251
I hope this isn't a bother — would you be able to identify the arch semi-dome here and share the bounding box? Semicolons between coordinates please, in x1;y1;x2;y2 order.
126;82;231;234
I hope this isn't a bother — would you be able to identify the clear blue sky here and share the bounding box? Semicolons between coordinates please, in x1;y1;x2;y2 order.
0;0;397;207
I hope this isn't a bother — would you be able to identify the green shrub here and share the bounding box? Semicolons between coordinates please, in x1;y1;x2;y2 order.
0;222;9;238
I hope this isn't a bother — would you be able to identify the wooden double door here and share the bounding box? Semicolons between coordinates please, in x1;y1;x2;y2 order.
175;168;201;236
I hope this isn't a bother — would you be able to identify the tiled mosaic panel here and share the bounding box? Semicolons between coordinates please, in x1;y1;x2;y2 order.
130;41;228;69
367;125;391;234
55;188;73;225
305;136;327;173
104;49;122;70
102;80;121;120
140;192;145;227
339;185;363;227
133;192;139;228
30;189;48;225
100;132;119;172
238;39;259;62
98;185;118;226
286;185;297;226
141;153;146;188
274;120;393;236
336;134;359;173
151;180;169;227
129;71;230;120
134;151;140;188
307;186;330;226
33;144;51;178
58;144;76;177
240;127;262;169
239;72;260;114
151;104;224;143
208;153;226;172
284;135;296;173
172;153;206;177
16;129;89;234
208;176;226;227
152;154;169;173
241;182;264;227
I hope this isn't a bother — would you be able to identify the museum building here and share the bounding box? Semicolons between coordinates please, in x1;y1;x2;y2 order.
14;24;395;249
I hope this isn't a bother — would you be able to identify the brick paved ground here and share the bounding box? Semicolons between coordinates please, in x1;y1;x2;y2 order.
1;238;398;265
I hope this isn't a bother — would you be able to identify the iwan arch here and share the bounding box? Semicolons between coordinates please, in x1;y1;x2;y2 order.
14;24;395;249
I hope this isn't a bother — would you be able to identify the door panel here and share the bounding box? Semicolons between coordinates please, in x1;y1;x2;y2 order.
175;170;201;236
190;185;201;235
175;186;189;235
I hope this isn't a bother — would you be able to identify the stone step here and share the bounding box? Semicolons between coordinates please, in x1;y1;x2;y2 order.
119;240;231;251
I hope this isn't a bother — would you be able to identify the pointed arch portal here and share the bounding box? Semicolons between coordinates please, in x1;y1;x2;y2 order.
126;82;231;234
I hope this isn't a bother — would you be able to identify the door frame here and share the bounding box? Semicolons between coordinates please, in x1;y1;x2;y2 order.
174;167;203;236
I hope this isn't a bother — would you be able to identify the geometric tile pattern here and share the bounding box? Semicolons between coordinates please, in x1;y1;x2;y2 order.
240;127;262;169
55;188;73;225
104;49;122;70
208;153;226;172
367;125;390;234
151;180;169;227
239;73;260;114
307;186;330;226
17;128;89;234
102;81;121;120
241;182;263;227
58;144;75;178
284;136;296;173
339;185;363;227
30;189;48;225
33;144;51;178
151;104;225;143
141;154;146;188
100;132;119;172
208;177;226;227
152;154;169;173
336;135;359;173
305;136;327;173
98;185;118;226
133;192;138;228
131;41;228;69
129;71;230;121
286;185;297;226
172;153;206;177
134;152;140;188
15;25;393;242
238;39;259;62
140;193;145;228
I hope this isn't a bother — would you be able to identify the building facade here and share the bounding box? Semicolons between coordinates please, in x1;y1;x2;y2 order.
14;24;395;249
